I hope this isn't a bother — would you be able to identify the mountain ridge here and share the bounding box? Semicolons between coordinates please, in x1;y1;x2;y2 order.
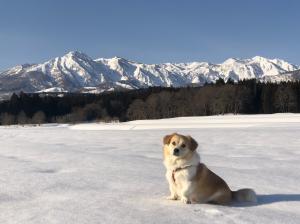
0;51;299;99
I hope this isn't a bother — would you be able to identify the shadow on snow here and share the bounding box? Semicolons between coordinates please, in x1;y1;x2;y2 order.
232;194;300;207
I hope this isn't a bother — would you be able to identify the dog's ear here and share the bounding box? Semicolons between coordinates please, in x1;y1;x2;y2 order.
187;135;198;151
163;133;176;145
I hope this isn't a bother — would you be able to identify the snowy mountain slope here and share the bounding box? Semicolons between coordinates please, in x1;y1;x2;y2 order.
0;51;299;97
0;114;300;224
260;69;300;82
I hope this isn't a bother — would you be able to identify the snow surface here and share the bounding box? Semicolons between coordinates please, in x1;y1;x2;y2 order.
0;114;300;224
36;87;67;93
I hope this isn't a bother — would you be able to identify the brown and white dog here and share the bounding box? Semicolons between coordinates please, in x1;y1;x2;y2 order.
163;133;257;205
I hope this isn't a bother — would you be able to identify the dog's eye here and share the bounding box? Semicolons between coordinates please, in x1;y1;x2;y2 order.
172;141;176;146
181;144;186;148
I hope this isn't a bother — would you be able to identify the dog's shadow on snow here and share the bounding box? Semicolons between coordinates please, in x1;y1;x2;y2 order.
232;194;300;207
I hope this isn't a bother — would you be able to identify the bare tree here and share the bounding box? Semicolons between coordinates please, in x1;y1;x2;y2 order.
32;111;46;125
0;113;15;125
17;111;28;125
126;99;148;120
274;85;297;112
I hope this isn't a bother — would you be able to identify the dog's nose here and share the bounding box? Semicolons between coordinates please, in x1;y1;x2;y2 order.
173;148;180;155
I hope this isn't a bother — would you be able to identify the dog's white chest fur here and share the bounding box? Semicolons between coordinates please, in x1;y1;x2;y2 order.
173;166;197;184
164;153;200;203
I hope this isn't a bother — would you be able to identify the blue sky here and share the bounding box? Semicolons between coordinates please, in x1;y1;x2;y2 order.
0;0;299;70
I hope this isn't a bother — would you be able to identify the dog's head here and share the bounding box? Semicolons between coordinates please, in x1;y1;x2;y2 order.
163;133;198;159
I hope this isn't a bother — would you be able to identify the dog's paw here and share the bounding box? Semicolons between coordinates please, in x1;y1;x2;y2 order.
166;195;178;200
181;197;191;204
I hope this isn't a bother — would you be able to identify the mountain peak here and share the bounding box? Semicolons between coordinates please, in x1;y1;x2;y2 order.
222;58;240;65
111;56;127;61
65;50;84;56
63;51;92;61
94;56;130;64
252;56;269;61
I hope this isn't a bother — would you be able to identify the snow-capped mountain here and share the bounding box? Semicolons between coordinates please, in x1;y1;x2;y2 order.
0;51;299;98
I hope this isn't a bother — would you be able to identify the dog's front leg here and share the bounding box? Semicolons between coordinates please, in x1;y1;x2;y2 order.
167;183;178;200
166;171;178;200
180;181;192;204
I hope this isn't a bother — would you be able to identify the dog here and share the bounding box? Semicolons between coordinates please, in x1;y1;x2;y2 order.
163;133;257;205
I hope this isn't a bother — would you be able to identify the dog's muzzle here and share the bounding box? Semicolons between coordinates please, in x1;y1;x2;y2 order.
173;148;180;156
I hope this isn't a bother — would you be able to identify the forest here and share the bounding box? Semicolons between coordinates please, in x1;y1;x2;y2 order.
0;79;299;125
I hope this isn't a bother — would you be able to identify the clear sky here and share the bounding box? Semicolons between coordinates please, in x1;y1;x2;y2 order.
0;0;299;70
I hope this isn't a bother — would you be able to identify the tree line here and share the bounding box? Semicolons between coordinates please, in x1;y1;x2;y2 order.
0;79;299;125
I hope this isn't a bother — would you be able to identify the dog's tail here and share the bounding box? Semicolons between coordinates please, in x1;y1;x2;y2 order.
232;188;257;203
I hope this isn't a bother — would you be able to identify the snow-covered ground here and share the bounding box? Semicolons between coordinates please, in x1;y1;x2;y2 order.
0;114;300;224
